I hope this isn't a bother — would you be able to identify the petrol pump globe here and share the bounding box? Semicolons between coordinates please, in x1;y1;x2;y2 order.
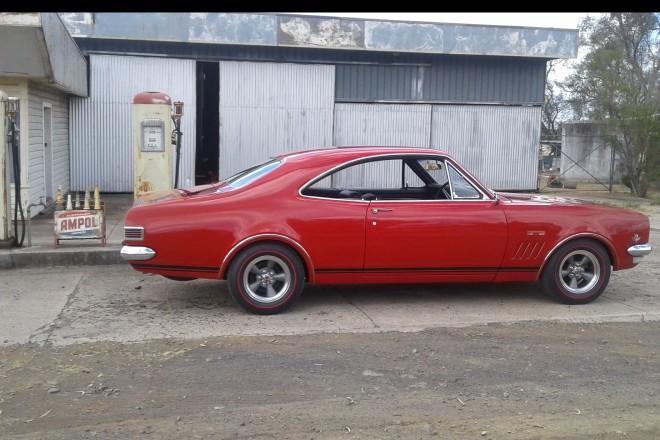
173;101;184;122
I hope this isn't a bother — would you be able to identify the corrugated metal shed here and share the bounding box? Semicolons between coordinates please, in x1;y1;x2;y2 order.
55;13;576;193
71;37;547;106
67;54;545;192
0;12;581;220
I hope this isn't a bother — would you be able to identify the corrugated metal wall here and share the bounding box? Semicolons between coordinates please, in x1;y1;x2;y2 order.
217;61;334;178
336;57;546;104
334;103;432;146
67;55;543;192
333;103;541;191
27;82;70;205
431;105;541;190
70;54;196;192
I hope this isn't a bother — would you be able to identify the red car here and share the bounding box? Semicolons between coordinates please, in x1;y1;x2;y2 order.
121;146;652;315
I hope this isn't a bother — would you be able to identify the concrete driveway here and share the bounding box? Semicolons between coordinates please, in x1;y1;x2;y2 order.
2;225;658;347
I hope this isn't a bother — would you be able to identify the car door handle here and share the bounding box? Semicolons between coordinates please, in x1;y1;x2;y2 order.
371;208;392;214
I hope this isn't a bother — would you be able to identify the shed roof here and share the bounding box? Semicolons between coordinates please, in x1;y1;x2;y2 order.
59;13;578;60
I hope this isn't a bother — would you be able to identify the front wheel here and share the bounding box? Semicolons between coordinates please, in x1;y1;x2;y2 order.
227;243;305;315
541;239;611;304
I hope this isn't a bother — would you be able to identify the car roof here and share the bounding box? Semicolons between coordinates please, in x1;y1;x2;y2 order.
268;146;494;199
276;146;453;164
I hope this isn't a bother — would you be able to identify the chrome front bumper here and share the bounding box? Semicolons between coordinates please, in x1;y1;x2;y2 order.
627;243;652;264
120;245;156;261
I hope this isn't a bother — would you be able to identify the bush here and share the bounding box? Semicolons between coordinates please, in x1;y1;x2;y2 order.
622;174;632;189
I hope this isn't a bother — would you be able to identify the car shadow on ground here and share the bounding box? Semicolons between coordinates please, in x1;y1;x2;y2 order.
155;278;550;307
289;282;554;316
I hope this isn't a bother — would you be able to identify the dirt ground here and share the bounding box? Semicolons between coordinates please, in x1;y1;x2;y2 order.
1;320;658;439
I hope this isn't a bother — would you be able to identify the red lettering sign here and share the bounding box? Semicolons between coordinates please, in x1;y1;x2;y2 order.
55;210;103;239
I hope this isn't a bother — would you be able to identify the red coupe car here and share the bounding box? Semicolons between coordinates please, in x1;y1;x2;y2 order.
121;146;652;315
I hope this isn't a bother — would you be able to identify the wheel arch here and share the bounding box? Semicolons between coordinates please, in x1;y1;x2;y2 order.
537;233;617;279
219;234;314;283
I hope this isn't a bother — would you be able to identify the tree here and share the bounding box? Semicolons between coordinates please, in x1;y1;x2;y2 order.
542;60;570;139
563;13;660;197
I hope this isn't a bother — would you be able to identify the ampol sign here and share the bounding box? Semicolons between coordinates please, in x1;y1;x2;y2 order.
54;209;105;245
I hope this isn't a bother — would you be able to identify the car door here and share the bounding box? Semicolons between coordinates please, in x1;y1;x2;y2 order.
364;199;507;281
363;159;508;282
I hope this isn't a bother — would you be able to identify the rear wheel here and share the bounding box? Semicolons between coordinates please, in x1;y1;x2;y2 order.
227;243;305;315
541;239;611;304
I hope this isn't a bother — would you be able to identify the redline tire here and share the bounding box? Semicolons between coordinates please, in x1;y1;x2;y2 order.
227;243;305;315
541;239;611;304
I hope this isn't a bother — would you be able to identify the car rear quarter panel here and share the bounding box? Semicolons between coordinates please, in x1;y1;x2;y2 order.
125;162;369;281
126;195;246;278
214;191;370;283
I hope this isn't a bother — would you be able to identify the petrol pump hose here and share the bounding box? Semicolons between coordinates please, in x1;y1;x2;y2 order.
9;118;25;247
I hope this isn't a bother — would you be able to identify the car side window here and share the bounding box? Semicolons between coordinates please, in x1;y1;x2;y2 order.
304;157;438;200
447;163;482;199
332;159;403;189
305;159;404;192
302;155;482;201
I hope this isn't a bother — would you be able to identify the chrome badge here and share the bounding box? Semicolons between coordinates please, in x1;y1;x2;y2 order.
632;234;641;243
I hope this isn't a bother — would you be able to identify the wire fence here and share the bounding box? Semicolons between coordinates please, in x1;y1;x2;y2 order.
538;133;624;193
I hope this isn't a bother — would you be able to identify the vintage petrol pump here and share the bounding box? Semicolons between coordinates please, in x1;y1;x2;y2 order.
132;91;174;199
0;91;12;247
172;100;184;188
0;91;20;248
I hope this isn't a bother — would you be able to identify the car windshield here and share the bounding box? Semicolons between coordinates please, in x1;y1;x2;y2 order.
219;158;282;191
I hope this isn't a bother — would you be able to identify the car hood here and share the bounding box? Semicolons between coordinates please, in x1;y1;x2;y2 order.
497;192;594;206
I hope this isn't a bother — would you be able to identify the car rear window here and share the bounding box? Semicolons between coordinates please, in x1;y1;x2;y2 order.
220;159;282;190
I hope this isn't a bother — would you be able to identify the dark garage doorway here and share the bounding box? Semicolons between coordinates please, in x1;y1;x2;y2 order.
195;61;219;185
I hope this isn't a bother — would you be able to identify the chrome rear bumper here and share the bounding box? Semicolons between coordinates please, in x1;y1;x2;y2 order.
120;245;156;261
